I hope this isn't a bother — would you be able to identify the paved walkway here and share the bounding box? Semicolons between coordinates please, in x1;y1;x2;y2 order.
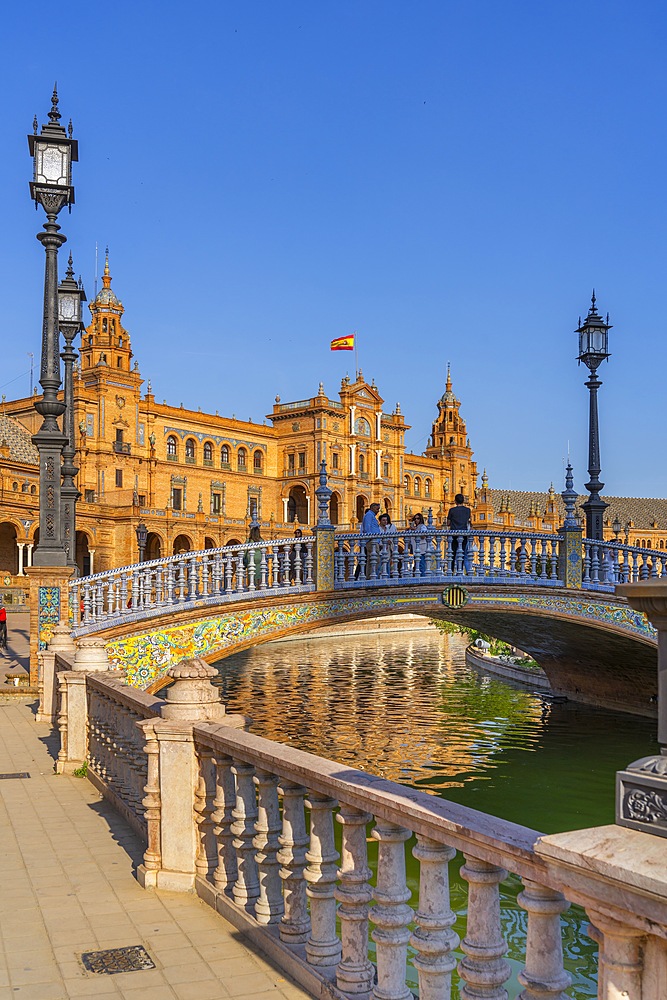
0;611;30;686
0;623;311;1000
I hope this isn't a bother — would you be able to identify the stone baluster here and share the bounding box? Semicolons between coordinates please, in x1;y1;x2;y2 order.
369;821;413;1000
410;836;459;1000
95;578;104;618
587;913;645;1000
335;805;374;995
82;581;91;621
224;552;234;592
195;748;217;879
165;561;175;603
137;720;161;886
488;534;497;576
277;780;310;943
516;880;571;1000
550;539;559;580
55;672;69;773
368;540;379;581
259;549;268;589
253;769;284;924
458;857;511;1000
200;555;210;597
187;554;197;599
304;793;341;967
236;551;245;592
305;541;314;583
212;754;238;891
334;541;344;584
176;557;186;601
498;536;508;578
231;760;260;910
590;544;600;584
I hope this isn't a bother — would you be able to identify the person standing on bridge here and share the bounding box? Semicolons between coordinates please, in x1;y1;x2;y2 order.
355;502;381;579
447;493;472;574
0;599;6;649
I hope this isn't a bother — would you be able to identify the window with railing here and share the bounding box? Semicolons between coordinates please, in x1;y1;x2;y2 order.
167;436;178;461
414;477;421;496
203;442;213;466
253;450;263;474
221;444;230;468
238;447;247;471
211;492;221;514
185;439;196;464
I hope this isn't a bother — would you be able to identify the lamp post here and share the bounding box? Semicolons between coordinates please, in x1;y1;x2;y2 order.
576;292;611;540
58;255;86;570
612;515;622;541
136;522;148;563
28;87;78;566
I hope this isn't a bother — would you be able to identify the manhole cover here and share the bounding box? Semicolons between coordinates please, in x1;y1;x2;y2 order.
0;772;30;780
81;946;155;975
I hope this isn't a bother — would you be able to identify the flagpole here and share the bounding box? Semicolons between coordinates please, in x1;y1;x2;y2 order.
354;330;358;378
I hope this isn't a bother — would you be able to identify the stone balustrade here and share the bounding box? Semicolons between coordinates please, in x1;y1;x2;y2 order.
70;537;315;629
46;645;667;999
583;538;667;591
335;528;561;587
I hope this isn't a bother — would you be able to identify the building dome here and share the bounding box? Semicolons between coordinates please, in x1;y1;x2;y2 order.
93;251;121;308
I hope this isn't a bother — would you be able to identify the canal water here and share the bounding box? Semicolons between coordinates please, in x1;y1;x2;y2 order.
212;627;659;998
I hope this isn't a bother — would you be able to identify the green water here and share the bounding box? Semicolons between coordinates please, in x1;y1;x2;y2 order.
212;628;659;998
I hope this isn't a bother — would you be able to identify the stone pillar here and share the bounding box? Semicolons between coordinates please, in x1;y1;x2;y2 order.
615;581;667;836
36;620;76;724
89;548;95;574
558;525;582;590
142;657;227;892
587;913;645;1000
17;543;25;576
25;564;75;686
314;459;335;591
55;637;112;775
26;543;34;568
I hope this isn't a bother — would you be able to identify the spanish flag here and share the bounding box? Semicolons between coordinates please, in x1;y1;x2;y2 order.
331;334;355;351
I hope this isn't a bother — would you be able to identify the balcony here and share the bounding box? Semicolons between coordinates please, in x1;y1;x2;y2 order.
283;468;308;477
203;459;214;467
185;456;196;465
167;454;178;462
113;441;131;455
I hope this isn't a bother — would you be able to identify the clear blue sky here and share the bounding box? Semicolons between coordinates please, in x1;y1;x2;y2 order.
2;2;666;497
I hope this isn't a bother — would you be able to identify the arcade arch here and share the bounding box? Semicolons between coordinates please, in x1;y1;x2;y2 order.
146;532;162;561
173;534;192;555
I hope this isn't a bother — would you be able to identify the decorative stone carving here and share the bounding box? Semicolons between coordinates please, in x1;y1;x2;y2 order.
160;657;225;722
73;637;110;672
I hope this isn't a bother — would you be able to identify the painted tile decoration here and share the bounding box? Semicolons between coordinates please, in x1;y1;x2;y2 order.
467;592;656;640
38;586;61;651
104;587;655;691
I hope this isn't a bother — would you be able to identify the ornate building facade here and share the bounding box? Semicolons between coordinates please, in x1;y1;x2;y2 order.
1;257;478;582
3;257;666;600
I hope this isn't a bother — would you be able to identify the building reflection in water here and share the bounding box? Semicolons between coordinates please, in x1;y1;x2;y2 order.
212;629;545;789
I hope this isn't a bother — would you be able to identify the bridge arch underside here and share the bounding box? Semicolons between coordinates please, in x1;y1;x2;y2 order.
98;586;657;716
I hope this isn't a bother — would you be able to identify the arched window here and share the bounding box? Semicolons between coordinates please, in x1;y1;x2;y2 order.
414;477;421;496
102;318;107;333
238;448;247;471
118;336;123;347
203;441;213;463
185;439;196;462
404;475;410;492
117;357;123;368
358;453;365;473
424;479;431;497
30;485;36;495
253;450;263;472
221;445;230;465
166;436;177;458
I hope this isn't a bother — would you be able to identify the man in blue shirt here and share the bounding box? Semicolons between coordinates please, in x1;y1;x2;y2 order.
355;503;381;579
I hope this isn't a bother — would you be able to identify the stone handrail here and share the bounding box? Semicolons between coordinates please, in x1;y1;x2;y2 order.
84;673;161;839
583;538;667;590
335;528;562;586
70;537;315;629
191;722;570;999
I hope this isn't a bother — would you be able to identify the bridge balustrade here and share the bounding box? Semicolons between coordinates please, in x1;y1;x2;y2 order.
582;539;667;591
70;538;315;627
334;528;562;586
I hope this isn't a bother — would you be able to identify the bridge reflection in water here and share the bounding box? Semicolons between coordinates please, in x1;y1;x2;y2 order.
212;628;658;999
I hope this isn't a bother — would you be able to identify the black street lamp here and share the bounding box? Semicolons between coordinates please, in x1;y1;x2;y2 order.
136;522;148;563
612;515;622;540
28;86;78;566
58;255;86;570
576;292;611;541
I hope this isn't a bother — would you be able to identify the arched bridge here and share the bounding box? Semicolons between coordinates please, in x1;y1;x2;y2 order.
63;525;664;716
